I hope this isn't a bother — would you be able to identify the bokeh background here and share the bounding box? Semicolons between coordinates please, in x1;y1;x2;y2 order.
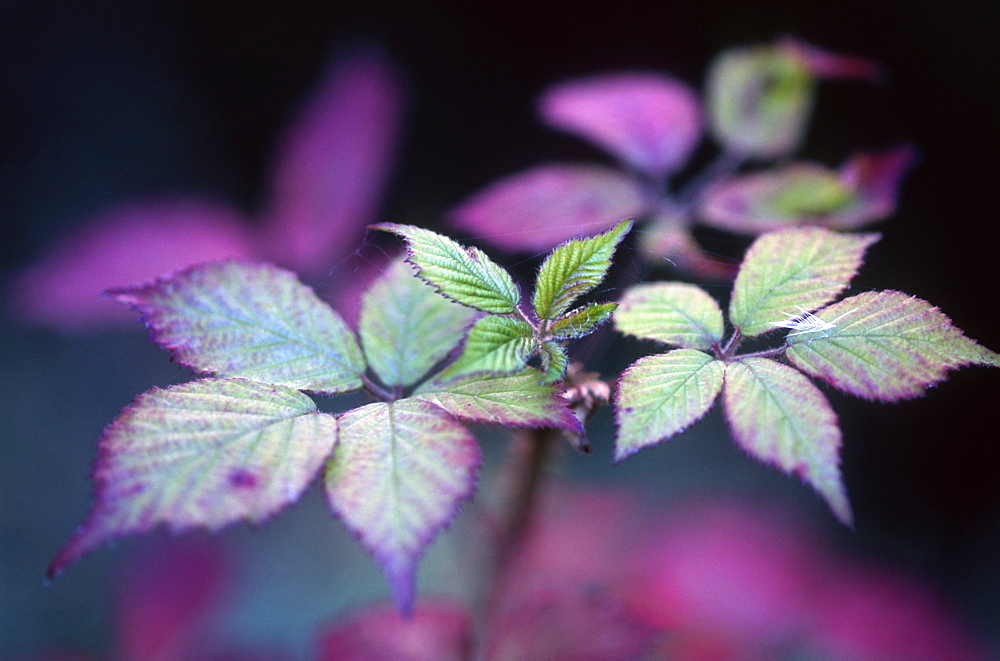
2;0;997;657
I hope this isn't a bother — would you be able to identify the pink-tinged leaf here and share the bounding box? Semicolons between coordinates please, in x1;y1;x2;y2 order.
9;199;254;331
112;260;365;394
614;349;725;461
614;282;725;350
538;73;702;177
729;228;879;337
785;291;999;401
639;215;739;280
724;358;851;525
779;37;884;82
325;399;480;614
830;145;917;230
48;378;338;579
449;163;648;252
415;370;583;433
317;599;471;661
258;48;404;275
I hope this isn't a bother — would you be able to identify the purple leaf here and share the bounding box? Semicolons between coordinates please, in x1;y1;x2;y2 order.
9;199;254;330
112;260;365;394
48;378;338;578
724;358;852;526
831;145;917;230
779;37;884;82
538;73;702;177
325;399;480;614
258;48;404;275
449;163;648;251
639;215;739;280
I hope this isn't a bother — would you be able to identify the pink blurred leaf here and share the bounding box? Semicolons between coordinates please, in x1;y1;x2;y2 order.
9;199;254;330
779;36;884;82
449;163;647;252
259;48;405;274
831;145;917;229
538;73;702;177
639;214;739;279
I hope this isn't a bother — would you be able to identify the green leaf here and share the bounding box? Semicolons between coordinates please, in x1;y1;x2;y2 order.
325;399;480;613
538;341;569;384
415;370;583;432
723;358;851;526
111;261;365;394
49;378;337;578
548;302;617;340
614;349;724;461
614;282;724;351
728;228;879;337
785;290;1000;401
372;223;520;314
532;219;633;320
359;258;479;387
436;315;536;382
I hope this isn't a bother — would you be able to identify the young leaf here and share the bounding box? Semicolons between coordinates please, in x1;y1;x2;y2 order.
532;219;633;320
785;291;999;401
723;358;851;526
325;399;480;614
614;349;725;462
728;228;879;337
49;378;338;578
372;223;520;314
436;315;535;382
415;370;583;432
548;302;617;340
614;282;724;351
538;341;569;384
359;258;479;387
111;261;366;394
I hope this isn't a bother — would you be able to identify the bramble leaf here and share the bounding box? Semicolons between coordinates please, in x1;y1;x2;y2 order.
416;370;583;432
111;261;365;394
614;282;724;351
532;219;632;320
325;399;480;613
723;358;851;526
785;291;999;401
614;349;725;461
48;378;338;578
548;302;617;340
372;223;520;314
539;341;569;384
728;228;879;337
436;316;535;382
359;258;478;387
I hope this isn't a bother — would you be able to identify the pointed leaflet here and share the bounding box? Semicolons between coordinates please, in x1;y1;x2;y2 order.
449;164;648;252
49;379;338;578
373;223;519;314
785;291;999;401
112;261;365;394
615;282;724;351
728;228;879;337
416;370;582;432
360;258;479;387
538;72;703;177
723;358;851;526
533;219;632;320
436;316;535;382
325;399;480;613
614;349;725;461
548;302;617;340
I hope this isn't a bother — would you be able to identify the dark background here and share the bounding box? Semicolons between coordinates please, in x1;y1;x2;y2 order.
2;0;997;656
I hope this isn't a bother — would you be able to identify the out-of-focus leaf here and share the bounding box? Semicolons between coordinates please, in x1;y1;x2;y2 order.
9;199;254;330
548;302;617;340
416;370;583;432
779;36;883;82
538;73;703;177
532;219;632;320
614;349;725;461
436;316;535;382
723;358;851;526
373;223;520;314
615;282;724;351
728;228;879;337
260;48;404;275
449;164;648;252
539;340;569;384
48;379;338;578
639;214;739;280
112;261;365;394
359;258;478;387
325;399;480;614
830;145;917;230
785;291;999;401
